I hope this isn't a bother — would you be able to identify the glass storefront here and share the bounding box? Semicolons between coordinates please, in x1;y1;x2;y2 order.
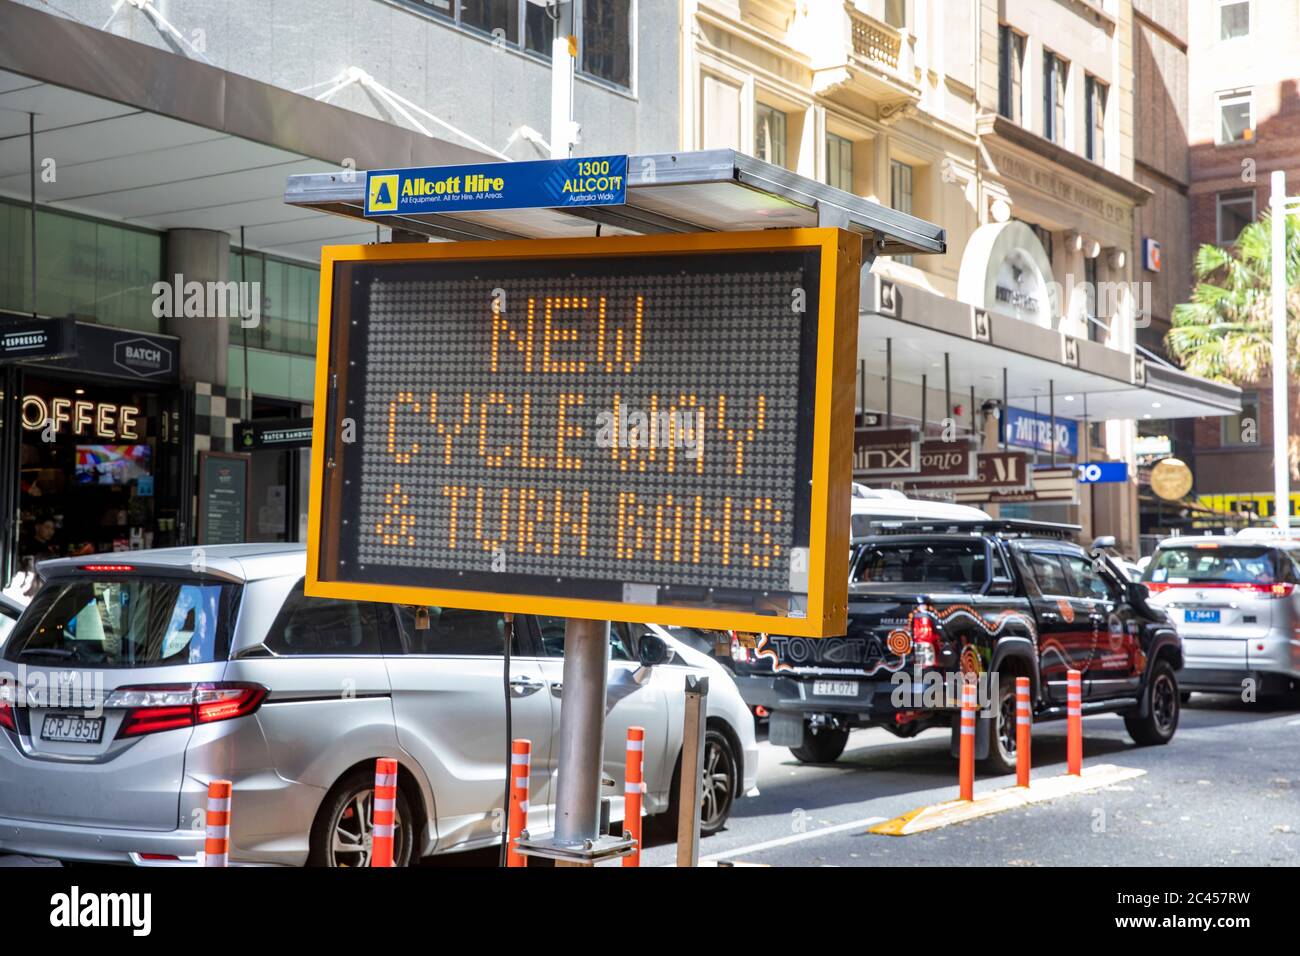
11;372;186;572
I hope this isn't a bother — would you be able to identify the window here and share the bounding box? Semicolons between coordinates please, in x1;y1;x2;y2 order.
825;133;854;192
1060;554;1113;601
0;198;163;332
891;159;915;265
1043;50;1069;145
853;542;989;591
581;0;632;88
998;25;1025;122
4;577;238;667
1216;88;1253;144
230;248;320;356
1085;75;1107;163
1222;390;1259;445
1084;255;1109;343
536;616;633;660
1144;545;1278;586
409;2;632;87
264;584;387;656
394;605;515;655
883;0;906;28
754;102;787;167
1023;551;1070;597
1216;189;1256;244
460;0;518;42
1220;0;1250;39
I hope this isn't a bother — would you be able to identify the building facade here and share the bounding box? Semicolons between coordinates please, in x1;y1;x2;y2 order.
1174;0;1300;530
0;0;678;579
680;0;1238;554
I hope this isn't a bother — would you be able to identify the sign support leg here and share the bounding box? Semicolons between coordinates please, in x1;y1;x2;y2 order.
675;674;709;868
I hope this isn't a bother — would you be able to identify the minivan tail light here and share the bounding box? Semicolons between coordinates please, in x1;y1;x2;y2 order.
0;684;15;732
109;683;267;738
80;564;135;572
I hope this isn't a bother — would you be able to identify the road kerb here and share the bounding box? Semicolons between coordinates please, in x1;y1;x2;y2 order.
868;763;1147;836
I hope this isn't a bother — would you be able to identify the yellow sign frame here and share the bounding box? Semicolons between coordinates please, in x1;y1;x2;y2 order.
306;228;859;637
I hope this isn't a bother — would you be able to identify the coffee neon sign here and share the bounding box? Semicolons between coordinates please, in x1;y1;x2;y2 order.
21;395;141;441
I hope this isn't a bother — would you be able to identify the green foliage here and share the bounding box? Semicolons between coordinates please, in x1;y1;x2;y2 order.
1167;213;1300;384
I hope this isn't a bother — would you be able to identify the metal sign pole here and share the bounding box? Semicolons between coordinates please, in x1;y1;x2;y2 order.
1270;170;1290;530
517;616;636;865
553;616;609;854
675;674;709;868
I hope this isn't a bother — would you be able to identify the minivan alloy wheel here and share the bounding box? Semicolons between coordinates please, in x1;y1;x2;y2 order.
330;790;407;867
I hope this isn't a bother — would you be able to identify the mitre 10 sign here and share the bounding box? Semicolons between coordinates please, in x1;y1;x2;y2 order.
306;229;858;636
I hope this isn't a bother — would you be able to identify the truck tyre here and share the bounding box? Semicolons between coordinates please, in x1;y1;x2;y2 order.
979;676;1018;775
1125;659;1180;746
790;723;849;763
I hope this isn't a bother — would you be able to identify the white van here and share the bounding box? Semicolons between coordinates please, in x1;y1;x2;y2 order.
850;484;991;538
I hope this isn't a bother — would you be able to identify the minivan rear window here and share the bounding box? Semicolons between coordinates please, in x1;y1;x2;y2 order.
3;576;241;667
1143;546;1281;586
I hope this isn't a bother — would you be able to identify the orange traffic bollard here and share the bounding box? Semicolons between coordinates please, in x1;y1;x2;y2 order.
959;681;976;801
204;780;232;867
1067;669;1083;776
507;739;531;868
623;726;645;867
372;758;398;867
1015;677;1032;788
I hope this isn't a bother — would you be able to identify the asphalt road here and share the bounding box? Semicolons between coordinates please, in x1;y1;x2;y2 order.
633;694;1300;867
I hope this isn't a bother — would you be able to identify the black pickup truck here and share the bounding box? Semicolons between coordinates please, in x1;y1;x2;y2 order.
730;520;1183;772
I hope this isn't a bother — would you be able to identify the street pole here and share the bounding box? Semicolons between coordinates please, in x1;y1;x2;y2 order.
1271;171;1290;530
551;616;609;859
549;0;576;159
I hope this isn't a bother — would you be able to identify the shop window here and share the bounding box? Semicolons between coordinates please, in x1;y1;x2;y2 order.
1085;75;1107;163
1222;391;1259;446
998;25;1025;123
825;133;854;192
890;159;914;265
1220;0;1250;40
1043;49;1069;145
754;102;787;167
1216;189;1256;244
1216;88;1253;144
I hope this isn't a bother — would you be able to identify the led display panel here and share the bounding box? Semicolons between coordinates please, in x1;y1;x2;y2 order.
307;229;859;636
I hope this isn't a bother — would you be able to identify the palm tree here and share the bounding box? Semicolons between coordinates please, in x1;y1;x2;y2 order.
1166;210;1300;472
1167;213;1300;380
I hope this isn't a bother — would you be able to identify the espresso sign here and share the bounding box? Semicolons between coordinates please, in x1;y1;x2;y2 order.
306;230;860;637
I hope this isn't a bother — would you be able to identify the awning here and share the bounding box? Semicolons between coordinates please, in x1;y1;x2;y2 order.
282;148;946;255
857;273;1241;421
0;0;488;262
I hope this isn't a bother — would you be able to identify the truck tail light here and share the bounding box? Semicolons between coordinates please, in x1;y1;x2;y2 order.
730;633;754;664
109;683;267;738
912;611;939;666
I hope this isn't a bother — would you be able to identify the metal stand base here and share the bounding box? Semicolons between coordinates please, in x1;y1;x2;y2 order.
514;832;638;864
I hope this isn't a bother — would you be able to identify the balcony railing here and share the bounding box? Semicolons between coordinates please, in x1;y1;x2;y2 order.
849;11;902;72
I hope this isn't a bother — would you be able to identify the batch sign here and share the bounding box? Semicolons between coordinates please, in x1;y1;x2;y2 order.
364;155;628;217
305;230;859;637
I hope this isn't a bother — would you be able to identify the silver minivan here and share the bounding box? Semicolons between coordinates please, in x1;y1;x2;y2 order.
1143;531;1300;700
0;545;757;866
